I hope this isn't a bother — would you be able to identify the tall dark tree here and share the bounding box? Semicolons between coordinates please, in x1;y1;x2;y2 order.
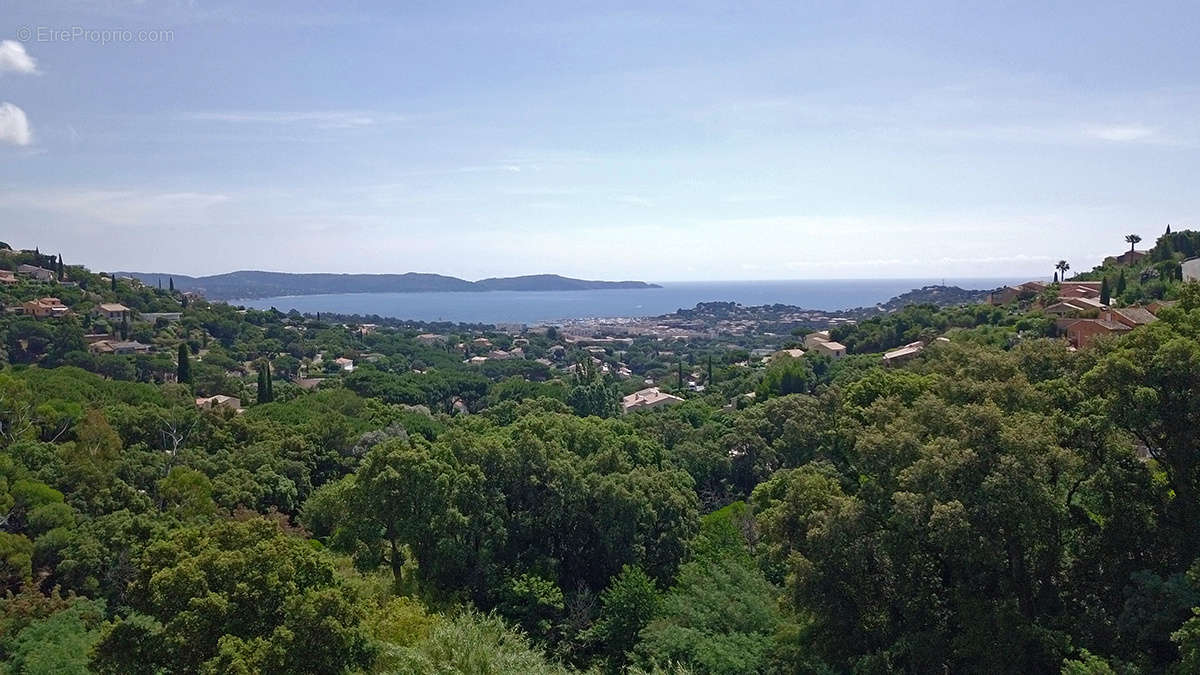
169;277;174;292
56;254;64;280
707;354;714;384
1100;277;1111;305
678;358;684;389
256;362;273;404
177;343;192;385
1055;260;1070;282
1116;268;1127;296
1126;233;1142;252
110;274;117;292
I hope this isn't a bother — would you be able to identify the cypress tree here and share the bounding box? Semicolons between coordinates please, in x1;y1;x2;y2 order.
678;359;684;389
1116;269;1127;296
257;362;273;404
177;343;192;385
56;255;64;280
1100;277;1110;305
707;355;714;384
111;274;117;292
169;277;175;292
120;316;129;340
1053;271;1059;283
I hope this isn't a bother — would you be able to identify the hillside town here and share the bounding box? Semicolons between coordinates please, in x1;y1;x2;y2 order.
1;229;1196;419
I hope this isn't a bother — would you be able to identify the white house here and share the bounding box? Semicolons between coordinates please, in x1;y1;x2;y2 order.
811;340;847;359
1183;257;1200;282
195;394;242;411
803;330;831;350
621;387;684;414
94;303;131;321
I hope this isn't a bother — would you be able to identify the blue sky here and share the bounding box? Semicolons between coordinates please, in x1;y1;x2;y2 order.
1;1;1197;280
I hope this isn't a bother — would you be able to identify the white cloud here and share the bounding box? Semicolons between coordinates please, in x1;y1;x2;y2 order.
0;41;38;75
0;103;32;146
1085;124;1155;142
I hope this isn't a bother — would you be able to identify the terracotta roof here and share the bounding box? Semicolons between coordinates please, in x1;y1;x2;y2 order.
1112;307;1157;325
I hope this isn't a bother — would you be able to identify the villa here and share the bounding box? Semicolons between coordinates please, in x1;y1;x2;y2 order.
621;387;684;414
811;340;847;359
195;394;242;412
22;297;69;318
94;303;132;321
17;265;56;282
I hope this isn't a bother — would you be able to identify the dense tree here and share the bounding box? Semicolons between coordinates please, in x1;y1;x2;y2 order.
90;518;372;674
586;565;659;666
348;439;458;582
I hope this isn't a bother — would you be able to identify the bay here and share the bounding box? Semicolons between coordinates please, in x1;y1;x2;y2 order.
232;278;1019;325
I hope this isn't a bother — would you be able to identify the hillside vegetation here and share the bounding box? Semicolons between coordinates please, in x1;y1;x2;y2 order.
0;238;1199;672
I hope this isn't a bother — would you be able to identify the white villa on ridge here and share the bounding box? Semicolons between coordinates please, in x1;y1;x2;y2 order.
621;387;684;414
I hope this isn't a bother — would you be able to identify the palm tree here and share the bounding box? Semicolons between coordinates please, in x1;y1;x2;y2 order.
1055;260;1070;282
1125;233;1142;252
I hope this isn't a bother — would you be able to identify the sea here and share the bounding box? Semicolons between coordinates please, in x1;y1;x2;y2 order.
231;278;1019;325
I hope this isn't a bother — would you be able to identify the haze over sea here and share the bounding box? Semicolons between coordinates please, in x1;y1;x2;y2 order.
234;278;1020;325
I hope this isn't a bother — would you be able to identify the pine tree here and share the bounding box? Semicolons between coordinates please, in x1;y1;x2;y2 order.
177;343;192;385
1100;277;1110;305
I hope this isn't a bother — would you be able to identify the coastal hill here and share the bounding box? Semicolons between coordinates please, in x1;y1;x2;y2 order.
877;284;992;311
121;270;660;300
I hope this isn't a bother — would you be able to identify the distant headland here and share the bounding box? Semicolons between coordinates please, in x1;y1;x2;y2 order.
119;270;660;300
